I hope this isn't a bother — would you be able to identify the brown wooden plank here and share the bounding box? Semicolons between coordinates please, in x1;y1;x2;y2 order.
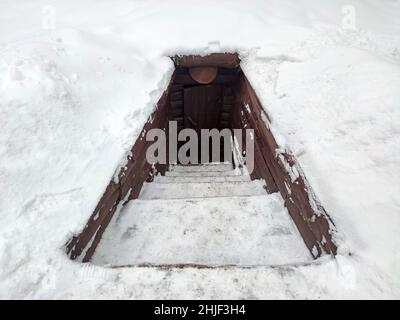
178;53;240;68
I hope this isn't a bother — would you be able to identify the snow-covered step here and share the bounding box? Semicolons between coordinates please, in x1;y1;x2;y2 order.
153;175;251;183
169;163;233;173
91;195;312;266
165;170;241;177
139;181;266;199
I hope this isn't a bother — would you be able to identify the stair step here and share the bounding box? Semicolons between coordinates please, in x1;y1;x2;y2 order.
153;175;251;183
165;170;240;177
169;163;233;173
91;195;312;266
139;181;266;200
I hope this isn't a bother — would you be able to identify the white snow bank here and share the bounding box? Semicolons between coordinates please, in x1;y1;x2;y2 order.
0;0;399;299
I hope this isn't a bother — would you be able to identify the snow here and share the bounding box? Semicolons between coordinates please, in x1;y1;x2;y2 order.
1;0;400;299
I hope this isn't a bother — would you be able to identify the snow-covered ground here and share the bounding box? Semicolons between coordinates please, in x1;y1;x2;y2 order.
0;0;399;299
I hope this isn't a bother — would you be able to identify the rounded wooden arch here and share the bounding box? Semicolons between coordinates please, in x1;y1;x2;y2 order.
189;67;218;84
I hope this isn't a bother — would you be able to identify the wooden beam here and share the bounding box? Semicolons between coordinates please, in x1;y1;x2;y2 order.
177;53;240;68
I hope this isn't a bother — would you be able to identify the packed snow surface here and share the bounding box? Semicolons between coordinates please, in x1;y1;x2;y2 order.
0;0;400;299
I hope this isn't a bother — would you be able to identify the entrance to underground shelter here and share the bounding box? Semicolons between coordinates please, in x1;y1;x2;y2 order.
65;53;337;268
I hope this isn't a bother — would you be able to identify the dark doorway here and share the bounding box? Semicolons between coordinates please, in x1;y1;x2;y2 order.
169;66;239;164
183;84;224;163
183;85;222;131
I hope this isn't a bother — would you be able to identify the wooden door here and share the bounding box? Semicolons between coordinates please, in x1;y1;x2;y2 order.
184;85;222;132
183;85;222;163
